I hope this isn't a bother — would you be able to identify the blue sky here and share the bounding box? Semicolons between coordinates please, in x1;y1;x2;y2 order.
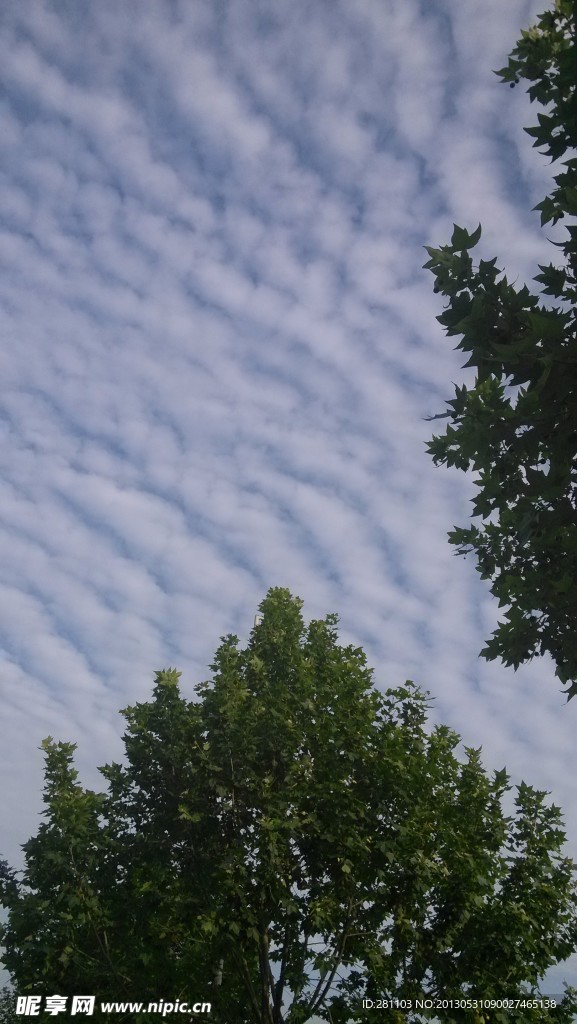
1;0;576;996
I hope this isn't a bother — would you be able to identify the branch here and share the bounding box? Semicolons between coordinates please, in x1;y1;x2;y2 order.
300;897;355;1020
273;922;292;1023
232;944;264;1023
258;920;274;1024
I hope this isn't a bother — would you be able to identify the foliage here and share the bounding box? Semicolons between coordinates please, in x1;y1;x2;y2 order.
1;589;577;1022
0;987;18;1024
424;0;577;696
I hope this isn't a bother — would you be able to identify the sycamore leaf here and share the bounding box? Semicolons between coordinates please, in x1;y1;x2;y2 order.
450;223;482;251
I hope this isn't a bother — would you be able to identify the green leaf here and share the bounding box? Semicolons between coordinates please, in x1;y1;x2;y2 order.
450;223;482;251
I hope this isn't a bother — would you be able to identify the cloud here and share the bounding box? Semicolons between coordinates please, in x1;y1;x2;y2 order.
1;0;575;991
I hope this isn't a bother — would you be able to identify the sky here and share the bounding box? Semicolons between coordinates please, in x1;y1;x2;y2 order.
1;0;576;998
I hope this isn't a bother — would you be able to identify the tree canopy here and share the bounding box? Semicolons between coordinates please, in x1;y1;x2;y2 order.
1;588;577;1023
424;0;577;697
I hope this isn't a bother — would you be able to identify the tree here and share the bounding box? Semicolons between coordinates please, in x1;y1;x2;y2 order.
424;0;577;696
0;987;18;1024
1;588;577;1023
